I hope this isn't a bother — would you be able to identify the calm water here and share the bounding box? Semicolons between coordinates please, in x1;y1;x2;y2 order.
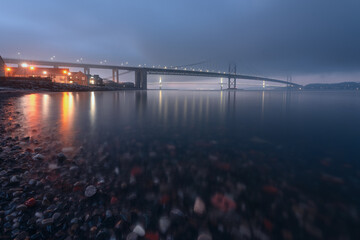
12;90;360;239
17;90;360;160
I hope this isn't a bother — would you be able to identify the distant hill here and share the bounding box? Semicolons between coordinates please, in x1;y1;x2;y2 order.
304;82;360;90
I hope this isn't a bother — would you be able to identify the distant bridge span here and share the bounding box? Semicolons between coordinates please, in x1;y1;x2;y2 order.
3;58;301;89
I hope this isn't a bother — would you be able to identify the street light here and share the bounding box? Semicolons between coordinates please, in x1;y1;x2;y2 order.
21;63;28;68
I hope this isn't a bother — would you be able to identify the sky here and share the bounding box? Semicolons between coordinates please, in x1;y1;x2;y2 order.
1;0;360;87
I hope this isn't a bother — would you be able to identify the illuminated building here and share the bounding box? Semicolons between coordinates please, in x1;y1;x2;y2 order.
4;66;70;83
0;56;5;77
68;71;88;86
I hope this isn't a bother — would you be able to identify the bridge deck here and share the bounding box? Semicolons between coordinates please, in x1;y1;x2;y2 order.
3;58;301;87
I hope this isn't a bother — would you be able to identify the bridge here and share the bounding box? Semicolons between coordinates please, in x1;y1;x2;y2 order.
3;58;301;89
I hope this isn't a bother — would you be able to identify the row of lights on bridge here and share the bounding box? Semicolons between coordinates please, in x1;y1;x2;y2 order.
6;63;71;76
14;52;229;74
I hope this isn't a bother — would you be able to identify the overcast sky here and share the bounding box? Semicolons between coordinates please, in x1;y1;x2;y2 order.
1;0;360;85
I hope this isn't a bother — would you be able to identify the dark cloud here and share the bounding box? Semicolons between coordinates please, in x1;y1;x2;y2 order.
0;0;360;81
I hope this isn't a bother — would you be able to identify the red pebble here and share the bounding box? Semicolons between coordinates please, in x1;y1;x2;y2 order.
145;232;159;240
210;193;236;212
215;162;231;171
130;166;143;177
25;198;36;207
73;186;82;192
263;218;273;231
110;196;118;205
160;194;170;205
262;185;278;194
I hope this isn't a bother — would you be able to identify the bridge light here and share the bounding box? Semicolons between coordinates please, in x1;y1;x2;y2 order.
29;66;35;70
6;68;11;72
69;80;73;84
63;70;67;74
43;71;47;75
68;72;71;76
21;63;28;68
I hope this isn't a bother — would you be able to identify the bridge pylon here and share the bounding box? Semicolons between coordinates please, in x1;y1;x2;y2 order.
228;63;237;89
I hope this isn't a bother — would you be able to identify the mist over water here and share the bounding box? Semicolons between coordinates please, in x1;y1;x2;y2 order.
18;90;360;161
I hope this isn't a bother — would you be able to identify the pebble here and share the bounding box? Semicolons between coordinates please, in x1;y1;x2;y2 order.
133;224;145;237
95;229;109;240
198;232;212;240
10;175;20;183
56;152;67;164
159;216;170;234
24;198;36;207
41;218;54;226
32;154;44;161
126;232;138;240
194;197;206;215
85;185;97;197
16;204;27;211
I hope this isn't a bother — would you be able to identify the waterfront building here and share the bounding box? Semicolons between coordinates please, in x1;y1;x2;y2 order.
4;66;70;83
68;71;88;85
0;56;5;77
88;74;103;85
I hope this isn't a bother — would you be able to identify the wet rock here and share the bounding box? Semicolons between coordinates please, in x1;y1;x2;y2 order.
10;175;20;183
262;185;278;194
35;212;43;218
210;193;236;212
16;204;27;211
41;218;53;226
70;165;79;173
32;154;44;161
110;196;118;205
159;216;170;234
145;232;159;240
85;185;97;197
24;198;36;207
52;212;61;221
126;232;138;240
133;224;145;237
96;229;110;240
56;152;67;164
15;231;28;240
194;197;206;215
28;179;36;185
197;232;212;240
321;174;344;184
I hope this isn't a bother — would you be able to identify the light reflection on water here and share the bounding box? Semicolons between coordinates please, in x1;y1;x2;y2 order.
17;90;360;160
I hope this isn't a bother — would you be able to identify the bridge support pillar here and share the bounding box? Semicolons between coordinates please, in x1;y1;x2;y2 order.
112;69;119;83
135;69;147;89
228;77;236;89
228;63;237;89
84;67;90;76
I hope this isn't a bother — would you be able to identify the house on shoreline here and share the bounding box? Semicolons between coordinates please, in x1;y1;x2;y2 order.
0;56;5;77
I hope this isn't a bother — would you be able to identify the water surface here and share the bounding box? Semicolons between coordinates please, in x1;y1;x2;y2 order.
14;90;360;239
